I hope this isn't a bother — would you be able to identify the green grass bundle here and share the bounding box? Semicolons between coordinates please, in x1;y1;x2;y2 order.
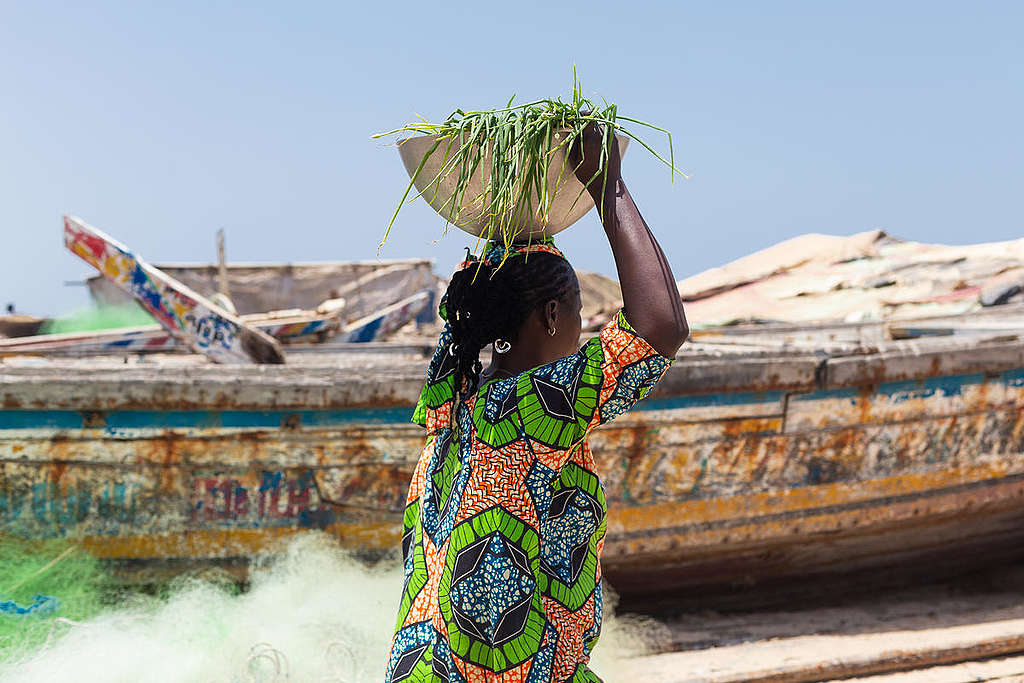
374;71;685;252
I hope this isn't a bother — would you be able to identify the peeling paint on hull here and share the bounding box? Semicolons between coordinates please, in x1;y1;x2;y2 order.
6;343;1024;598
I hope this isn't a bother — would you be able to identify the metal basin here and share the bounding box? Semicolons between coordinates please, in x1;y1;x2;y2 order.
397;132;629;239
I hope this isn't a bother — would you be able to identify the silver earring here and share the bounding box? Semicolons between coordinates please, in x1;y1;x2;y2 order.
494;339;511;354
548;327;556;337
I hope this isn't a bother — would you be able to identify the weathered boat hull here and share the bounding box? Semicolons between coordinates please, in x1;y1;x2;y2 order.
5;331;1024;602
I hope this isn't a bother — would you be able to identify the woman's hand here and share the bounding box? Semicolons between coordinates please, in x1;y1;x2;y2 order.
569;121;622;201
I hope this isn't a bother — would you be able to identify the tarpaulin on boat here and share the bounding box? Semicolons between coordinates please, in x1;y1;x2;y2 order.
676;230;1024;328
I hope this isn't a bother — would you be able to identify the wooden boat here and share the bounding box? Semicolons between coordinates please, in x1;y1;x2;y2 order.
81;250;620;332
0;293;434;357
0;309;344;356
64;216;284;364
0;315;48;339
5;231;1024;605
84;257;438;321
4;306;1024;604
334;290;432;344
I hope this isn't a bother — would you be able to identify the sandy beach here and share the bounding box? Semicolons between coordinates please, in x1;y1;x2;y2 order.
622;563;1024;682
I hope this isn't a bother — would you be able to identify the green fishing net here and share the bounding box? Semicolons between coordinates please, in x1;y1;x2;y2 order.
42;304;155;334
0;537;110;659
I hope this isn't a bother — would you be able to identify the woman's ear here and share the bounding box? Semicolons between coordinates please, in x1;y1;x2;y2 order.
544;299;558;330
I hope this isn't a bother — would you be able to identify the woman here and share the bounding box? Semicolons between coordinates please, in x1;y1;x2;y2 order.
386;124;688;682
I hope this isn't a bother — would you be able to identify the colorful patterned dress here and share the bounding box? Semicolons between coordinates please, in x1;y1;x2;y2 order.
386;306;672;682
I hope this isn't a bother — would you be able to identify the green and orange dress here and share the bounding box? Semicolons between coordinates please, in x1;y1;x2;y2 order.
386;282;672;682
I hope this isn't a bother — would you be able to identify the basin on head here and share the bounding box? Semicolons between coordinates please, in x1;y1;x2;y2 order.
396;132;629;240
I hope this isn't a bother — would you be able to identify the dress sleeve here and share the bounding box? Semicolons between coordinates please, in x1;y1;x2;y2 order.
512;310;674;457
578;310;674;435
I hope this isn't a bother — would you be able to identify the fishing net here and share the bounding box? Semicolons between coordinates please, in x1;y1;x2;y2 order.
41;304;155;334
0;537;110;660
0;534;401;682
0;533;657;681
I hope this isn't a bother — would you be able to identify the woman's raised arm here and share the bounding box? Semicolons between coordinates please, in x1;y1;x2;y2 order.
571;123;689;357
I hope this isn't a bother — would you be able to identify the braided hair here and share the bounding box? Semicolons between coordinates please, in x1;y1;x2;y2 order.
445;249;576;404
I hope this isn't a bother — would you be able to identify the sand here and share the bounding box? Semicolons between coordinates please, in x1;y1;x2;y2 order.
623;565;1024;682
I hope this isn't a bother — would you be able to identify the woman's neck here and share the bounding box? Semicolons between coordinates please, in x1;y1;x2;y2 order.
482;345;550;381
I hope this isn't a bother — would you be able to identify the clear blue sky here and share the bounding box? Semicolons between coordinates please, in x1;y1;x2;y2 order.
2;1;1021;316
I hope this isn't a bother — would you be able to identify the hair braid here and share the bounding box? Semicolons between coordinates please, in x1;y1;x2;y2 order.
444;251;576;410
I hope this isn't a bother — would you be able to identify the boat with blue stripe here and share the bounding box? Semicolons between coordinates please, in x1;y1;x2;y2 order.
5;308;1024;604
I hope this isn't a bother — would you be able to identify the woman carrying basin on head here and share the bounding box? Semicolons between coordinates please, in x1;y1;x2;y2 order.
386;123;689;682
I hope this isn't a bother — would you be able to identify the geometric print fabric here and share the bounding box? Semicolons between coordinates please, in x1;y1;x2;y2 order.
387;309;672;682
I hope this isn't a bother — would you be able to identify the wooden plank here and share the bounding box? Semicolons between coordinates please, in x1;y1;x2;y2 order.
825;338;1024;387
654;355;822;396
0;363;428;410
621;620;1024;683
822;654;1024;682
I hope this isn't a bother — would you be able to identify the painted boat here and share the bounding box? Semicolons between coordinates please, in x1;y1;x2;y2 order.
7;228;1024;605
84;258;439;321
5;306;1024;604
64;216;284;364
0;309;343;356
0;292;433;357
83;256;619;332
334;290;432;344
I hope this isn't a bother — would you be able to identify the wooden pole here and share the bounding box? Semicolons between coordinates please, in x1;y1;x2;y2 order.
216;229;230;298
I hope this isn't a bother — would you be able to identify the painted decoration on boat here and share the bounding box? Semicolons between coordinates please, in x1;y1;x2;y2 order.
0;314;341;355
0;293;420;356
339;290;432;343
63;216;283;364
